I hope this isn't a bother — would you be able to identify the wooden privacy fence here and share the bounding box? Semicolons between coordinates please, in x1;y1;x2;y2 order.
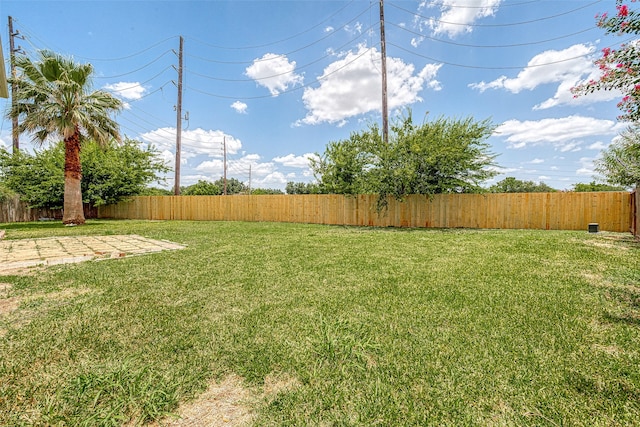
632;188;639;237
98;192;633;232
0;195;97;224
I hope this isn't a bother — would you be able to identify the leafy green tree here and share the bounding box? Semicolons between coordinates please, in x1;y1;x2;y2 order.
0;147;65;208
312;113;498;207
9;51;122;224
489;177;557;193
138;187;173;196
285;181;323;194
311;126;380;195
81;139;169;205
213;177;248;194
572;181;627;192
0;183;16;203
572;1;640;122
182;180;221;196
375;115;498;201
595;126;640;188
0;139;168;209
250;188;284;195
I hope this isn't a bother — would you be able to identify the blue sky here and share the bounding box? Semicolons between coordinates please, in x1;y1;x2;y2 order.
0;0;630;191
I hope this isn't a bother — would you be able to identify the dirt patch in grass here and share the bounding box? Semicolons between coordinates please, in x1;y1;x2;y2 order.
0;296;19;317
0;283;16;316
152;372;302;427
0;286;92;337
263;372;301;401
153;375;257;427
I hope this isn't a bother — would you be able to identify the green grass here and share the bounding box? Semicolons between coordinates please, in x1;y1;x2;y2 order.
1;220;639;426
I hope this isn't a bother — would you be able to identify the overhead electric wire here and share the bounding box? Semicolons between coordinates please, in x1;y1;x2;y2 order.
388;0;601;28
73;36;178;61
104;66;175;94
185;43;379;100
186;24;375;82
387;35;634;70
423;0;541;8
185;5;373;66
186;0;362;51
387;21;597;48
93;50;175;79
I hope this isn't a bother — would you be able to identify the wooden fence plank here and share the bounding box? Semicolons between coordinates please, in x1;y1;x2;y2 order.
95;192;634;233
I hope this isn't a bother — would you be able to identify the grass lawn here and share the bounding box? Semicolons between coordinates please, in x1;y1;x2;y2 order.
0;220;639;426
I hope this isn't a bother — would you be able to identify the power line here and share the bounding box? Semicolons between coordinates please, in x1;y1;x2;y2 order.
185;0;363;51
184;6;373;66
185;43;379;100
387;21;597;49
388;0;602;28
186;24;376;83
73;36;177;61
387;36;634;70
94;50;174;79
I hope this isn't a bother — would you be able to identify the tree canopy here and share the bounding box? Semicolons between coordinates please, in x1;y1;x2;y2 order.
285;181;323;194
595;126;640;188
0;139;168;209
489;177;557;193
311;113;498;207
572;181;628;192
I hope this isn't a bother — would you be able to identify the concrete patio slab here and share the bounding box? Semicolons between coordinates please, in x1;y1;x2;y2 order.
0;235;186;274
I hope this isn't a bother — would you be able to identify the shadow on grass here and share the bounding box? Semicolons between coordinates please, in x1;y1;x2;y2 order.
602;286;640;327
1;221;107;231
567;369;640;401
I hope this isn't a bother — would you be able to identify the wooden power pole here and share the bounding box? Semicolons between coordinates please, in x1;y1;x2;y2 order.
8;16;20;152
379;0;389;144
174;36;184;195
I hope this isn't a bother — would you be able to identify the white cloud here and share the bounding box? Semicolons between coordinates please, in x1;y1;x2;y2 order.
195;153;275;181
559;142;582;153
528;158;544;164
588;141;607;150
299;45;441;125
494;116;622;150
576;157;596;176
469;44;594;94
254;171;289;188
139;127;242;159
325;26;334;33
418;0;502;39
469;43;621;109
411;37;425;48
344;22;363;35
273;153;318;168
231;101;248;114
245;54;304;96
103;82;146;100
0;130;9;150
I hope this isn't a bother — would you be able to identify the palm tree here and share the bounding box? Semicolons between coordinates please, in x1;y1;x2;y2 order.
10;50;122;225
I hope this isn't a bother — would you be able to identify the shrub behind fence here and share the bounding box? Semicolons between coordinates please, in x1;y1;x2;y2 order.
0;196;97;224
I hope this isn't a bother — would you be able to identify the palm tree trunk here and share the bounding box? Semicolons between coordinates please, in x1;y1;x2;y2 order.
62;131;85;225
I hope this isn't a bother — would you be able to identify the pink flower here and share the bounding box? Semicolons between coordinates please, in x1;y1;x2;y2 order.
603;47;611;57
623;95;631;102
617;4;629;17
634;84;640;91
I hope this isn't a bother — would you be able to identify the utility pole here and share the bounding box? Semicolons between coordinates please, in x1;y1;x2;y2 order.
174;36;184;195
223;136;228;195
379;0;389;144
8;16;20;152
